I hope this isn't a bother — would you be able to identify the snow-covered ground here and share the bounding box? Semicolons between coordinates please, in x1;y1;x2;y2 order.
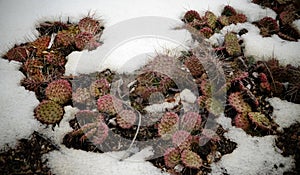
1;0;300;174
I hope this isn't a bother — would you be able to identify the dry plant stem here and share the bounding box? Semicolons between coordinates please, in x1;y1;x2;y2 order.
262;62;276;91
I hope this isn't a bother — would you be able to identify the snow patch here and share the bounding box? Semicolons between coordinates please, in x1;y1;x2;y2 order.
0;59;40;149
210;123;295;175
268;97;300;129
44;146;168;175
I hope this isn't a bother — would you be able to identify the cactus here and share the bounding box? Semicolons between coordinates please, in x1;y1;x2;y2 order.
43;51;66;67
75;31;101;51
257;17;279;37
259;73;271;91
158;112;179;138
71;120;109;145
184;55;205;78
45;79;72;105
183;10;201;23
164;147;181;168
97;94;123;115
4;45;30;62
222;5;237;17
72;87;91;104
224;32;241;56
34;100;64;124
75;110;104;125
116;110;137;129
248;112;272;131
172;130;192;150
55;28;78;47
22;59;44;76
181;150;202;169
228;13;247;24
218;16;229;26
204;11;217;29
234;113;250;130
279;11;295;25
78;16;103;35
228;92;251;113
199;27;214;38
180;112;202;132
199;129;220;144
89;78;110;98
30;35;51;56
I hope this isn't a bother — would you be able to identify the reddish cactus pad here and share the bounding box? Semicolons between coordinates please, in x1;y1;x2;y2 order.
164;147;181;168
45;79;72;105
116;110;137;129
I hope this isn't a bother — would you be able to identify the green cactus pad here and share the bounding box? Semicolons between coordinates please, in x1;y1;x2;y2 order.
248;112;272;131
34;100;64;124
224;32;241;56
181;150;202;169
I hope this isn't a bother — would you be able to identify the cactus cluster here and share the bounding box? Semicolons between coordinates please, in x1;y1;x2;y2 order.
182;6;247;39
2;15;104;126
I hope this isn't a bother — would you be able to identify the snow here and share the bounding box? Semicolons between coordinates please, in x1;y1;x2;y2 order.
0;59;40;149
268;97;300;129
1;0;300;175
210;125;295;175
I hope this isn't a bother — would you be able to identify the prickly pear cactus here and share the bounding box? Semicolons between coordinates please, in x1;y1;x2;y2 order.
181;150;202;169
248;112;272;131
228;92;251;113
34;100;64;124
158;112;179;138
164;147;181;168
116;110;137;129
224;32;241;56
45;79;72;105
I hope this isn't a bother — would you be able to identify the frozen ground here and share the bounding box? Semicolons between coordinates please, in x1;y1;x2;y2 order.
0;0;300;175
